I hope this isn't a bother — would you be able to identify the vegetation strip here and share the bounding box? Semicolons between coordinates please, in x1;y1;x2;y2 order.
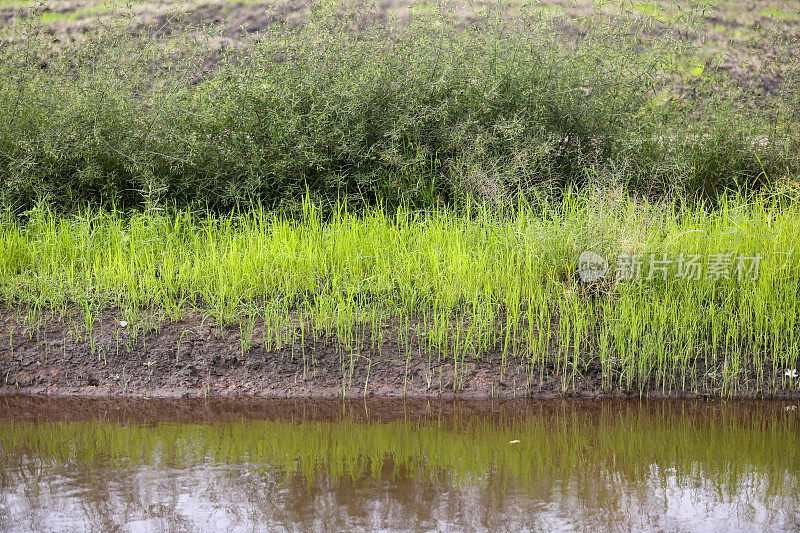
1;194;798;397
0;1;797;212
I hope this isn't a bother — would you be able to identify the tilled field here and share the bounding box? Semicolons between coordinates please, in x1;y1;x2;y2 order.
2;0;798;99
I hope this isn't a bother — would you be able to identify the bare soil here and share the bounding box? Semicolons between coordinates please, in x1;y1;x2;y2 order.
1;307;796;399
2;0;798;100
0;308;576;399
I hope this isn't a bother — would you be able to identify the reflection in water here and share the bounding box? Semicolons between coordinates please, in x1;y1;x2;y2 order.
0;399;798;531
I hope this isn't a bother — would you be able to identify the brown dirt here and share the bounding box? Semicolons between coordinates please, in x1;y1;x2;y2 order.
0;308;574;399
2;0;797;100
1;307;797;399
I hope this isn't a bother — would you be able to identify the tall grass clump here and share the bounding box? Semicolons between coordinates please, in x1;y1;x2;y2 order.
0;0;796;214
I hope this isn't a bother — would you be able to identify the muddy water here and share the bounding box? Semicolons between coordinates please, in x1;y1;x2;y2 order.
0;398;798;532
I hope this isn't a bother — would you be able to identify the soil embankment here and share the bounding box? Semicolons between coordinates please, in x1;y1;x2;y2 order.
2;309;796;399
0;310;563;399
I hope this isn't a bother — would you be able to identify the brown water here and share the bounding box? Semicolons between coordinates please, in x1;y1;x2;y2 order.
0;397;798;532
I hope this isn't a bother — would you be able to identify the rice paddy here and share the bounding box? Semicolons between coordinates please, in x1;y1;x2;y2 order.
2;193;799;395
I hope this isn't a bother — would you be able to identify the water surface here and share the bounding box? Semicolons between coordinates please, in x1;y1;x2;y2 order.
0;397;798;532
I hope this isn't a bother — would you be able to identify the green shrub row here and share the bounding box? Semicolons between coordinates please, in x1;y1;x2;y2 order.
0;2;797;214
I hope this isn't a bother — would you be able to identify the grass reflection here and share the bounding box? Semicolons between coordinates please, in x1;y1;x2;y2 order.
1;402;797;498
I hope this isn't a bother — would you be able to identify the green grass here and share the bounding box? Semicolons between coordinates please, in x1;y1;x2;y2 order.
29;3;111;24
2;193;799;395
760;7;799;21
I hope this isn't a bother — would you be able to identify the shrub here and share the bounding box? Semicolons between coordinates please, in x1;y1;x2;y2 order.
0;1;796;214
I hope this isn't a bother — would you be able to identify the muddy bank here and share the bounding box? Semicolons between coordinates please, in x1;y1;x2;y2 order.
0;309;559;399
0;309;796;399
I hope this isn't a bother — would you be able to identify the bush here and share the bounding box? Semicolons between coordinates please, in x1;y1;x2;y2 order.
0;1;797;214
